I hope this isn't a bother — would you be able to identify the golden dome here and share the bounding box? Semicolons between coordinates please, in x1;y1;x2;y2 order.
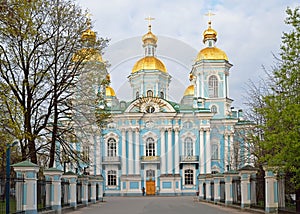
196;47;228;61
81;29;96;41
106;86;116;97
142;31;158;45
184;85;194;96
132;56;167;73
72;48;103;62
203;27;217;43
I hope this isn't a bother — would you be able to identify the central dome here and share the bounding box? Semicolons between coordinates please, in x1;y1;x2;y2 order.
196;47;228;61
132;56;167;73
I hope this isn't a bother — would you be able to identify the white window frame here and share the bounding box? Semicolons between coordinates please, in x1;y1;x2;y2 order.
208;75;218;98
146;137;155;156
184;137;193;156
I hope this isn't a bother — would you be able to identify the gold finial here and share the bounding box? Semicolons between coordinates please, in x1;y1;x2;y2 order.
145;16;155;31
205;10;215;27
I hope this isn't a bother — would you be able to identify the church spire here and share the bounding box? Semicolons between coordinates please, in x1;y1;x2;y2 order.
142;16;157;56
203;11;217;46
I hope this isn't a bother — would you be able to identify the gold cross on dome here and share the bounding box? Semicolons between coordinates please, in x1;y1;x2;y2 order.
205;10;215;22
145;16;155;26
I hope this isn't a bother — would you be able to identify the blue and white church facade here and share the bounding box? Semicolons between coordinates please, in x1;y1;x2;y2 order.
72;20;252;196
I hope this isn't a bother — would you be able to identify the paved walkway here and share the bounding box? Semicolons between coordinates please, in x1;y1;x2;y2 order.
68;196;258;214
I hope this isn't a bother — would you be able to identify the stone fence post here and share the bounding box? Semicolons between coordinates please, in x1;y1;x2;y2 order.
44;168;63;213
12;160;39;214
78;176;89;205
239;165;257;209
62;172;78;209
264;167;279;213
197;175;206;200
224;171;238;205
213;174;223;203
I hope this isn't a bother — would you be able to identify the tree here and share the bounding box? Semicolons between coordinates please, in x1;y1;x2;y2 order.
0;0;108;165
254;7;300;211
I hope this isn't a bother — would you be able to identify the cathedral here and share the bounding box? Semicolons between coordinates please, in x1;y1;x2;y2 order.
69;17;251;196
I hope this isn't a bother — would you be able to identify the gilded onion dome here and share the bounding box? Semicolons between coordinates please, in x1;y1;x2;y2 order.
73;17;103;63
142;25;158;46
184;85;195;96
132;56;167;73
196;21;228;61
106;86;116;97
132;22;167;73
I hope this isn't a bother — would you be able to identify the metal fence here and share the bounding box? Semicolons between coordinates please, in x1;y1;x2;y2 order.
61;179;70;207
37;179;51;212
0;177;24;214
76;182;82;204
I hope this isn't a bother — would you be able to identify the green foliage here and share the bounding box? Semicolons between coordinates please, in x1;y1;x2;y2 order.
257;7;300;188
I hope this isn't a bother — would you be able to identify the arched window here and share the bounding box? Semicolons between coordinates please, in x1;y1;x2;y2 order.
160;91;164;99
107;170;117;186
211;144;219;160
208;75;218;98
184;169;194;185
211;105;217;114
146;137;155;156
147;90;153;97
184;137;193;156
107;138;116;157
136;91;139;99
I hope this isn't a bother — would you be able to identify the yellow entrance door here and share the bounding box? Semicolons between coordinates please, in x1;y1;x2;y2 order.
146;180;155;195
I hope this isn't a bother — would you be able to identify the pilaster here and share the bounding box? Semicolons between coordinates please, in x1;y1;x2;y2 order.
205;175;212;201
239;166;257;209
167;128;173;174
78;176;89;205
197;175;206;200
160;128;166;174
174;128;179;174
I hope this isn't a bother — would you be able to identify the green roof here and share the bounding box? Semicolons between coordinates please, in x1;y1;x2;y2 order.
12;160;39;168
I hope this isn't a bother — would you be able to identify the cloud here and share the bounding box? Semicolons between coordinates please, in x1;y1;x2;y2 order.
77;0;298;108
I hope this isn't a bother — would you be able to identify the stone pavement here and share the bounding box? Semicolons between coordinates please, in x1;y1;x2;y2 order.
67;196;258;214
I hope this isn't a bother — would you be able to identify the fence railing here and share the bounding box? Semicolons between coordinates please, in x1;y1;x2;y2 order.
0;177;25;214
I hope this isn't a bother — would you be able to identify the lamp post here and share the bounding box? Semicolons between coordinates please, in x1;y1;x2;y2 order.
6;141;17;214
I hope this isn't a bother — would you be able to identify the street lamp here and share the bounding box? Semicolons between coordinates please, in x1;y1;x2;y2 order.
6;141;18;214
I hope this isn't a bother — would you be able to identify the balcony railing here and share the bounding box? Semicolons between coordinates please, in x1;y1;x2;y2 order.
102;156;121;164
140;156;160;163
180;155;199;163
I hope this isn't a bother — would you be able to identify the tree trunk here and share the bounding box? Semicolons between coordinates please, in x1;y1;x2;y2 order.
28;139;37;164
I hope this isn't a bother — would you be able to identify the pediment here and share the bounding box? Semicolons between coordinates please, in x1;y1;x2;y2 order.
125;97;176;113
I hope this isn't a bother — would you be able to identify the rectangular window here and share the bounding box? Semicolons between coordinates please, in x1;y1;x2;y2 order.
108;170;117;186
184;169;193;185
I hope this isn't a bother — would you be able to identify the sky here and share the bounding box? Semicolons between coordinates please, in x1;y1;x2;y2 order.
76;0;298;109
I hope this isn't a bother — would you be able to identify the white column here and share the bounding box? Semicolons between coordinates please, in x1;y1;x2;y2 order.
224;133;228;172
229;133;234;170
135;128;140;174
128;128;133;175
167;128;173;174
121;129;126;175
199;129;204;174
160;129;166;175
198;177;205;199
174;128;179;174
206;129;211;173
